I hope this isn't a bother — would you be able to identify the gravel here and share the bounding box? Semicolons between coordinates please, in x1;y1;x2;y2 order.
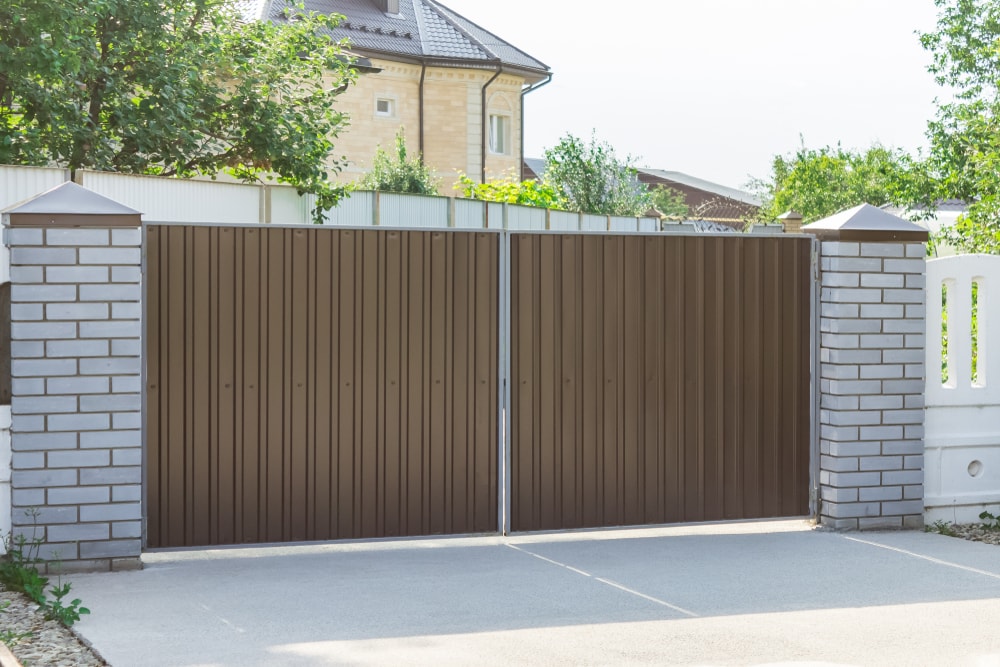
946;522;1000;545
0;588;107;667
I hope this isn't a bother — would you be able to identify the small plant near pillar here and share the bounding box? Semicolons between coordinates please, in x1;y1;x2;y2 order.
924;519;956;536
0;511;90;627
979;511;1000;531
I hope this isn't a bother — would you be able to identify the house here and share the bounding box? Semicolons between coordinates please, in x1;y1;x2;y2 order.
522;158;761;225
249;0;551;186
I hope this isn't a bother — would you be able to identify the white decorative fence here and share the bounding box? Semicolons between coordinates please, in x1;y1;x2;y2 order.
925;254;1000;523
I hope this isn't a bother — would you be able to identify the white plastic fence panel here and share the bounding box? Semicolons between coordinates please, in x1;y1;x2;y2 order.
78;171;261;223
549;210;579;231
926;255;1000;406
609;216;639;232
0;406;9;554
453;199;486;229
0;165;69;210
379;192;449;228
506;204;545;231
486;203;505;230
925;254;1000;523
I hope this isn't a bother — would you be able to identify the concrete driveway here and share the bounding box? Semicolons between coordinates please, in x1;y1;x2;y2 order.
69;520;1000;666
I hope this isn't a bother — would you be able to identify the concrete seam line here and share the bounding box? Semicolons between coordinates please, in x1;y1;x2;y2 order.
841;535;1000;581
504;544;699;617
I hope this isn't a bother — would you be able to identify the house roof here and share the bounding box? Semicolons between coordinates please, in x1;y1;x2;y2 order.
258;0;550;81
638;169;761;207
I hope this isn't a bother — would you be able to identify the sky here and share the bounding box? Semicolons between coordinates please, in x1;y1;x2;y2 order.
439;0;945;194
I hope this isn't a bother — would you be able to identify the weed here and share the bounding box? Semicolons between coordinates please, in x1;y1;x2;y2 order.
925;519;955;536
43;579;89;626
0;510;90;627
979;511;1000;531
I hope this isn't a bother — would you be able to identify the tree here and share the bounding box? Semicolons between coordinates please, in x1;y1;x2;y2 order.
749;143;914;223
919;0;1000;253
357;129;438;195
543;132;652;216
649;185;689;218
0;0;356;221
453;171;565;209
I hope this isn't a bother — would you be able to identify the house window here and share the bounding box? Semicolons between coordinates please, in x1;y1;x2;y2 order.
489;114;511;154
375;97;395;117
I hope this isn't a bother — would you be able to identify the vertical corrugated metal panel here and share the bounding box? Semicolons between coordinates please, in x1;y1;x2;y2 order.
510;234;811;531
638;217;661;232
453;199;486;229
507;204;546;230
486;203;505;229
581;214;607;232
549;210;579;231
0;165;69;210
379;193;449;228
78;170;260;223
325;191;375;226
269;186;313;224
147;226;499;547
609;216;639;232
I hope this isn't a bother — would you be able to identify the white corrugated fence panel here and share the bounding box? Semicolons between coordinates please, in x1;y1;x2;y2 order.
486;203;505;229
380;192;449;228
608;216;638;232
269;186;311;225
507;205;545;230
581;214;607;232
0;165;69;210
325;191;374;226
454;199;486;229
78;171;260;223
549;210;579;231
639;217;660;232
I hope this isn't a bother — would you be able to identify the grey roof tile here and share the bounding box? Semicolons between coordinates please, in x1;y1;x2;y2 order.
266;0;548;76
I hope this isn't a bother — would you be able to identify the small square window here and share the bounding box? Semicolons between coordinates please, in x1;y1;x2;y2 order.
489;114;510;154
375;97;395;117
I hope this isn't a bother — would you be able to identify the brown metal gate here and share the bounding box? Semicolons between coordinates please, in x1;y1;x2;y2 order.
146;225;499;548
509;234;812;531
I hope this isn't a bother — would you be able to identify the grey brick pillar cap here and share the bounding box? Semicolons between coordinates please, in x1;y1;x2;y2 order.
2;182;141;228
802;203;929;242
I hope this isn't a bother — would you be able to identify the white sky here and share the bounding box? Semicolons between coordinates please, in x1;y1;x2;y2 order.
440;0;944;193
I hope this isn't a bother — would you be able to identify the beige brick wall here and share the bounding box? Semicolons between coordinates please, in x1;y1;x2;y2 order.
329;59;526;192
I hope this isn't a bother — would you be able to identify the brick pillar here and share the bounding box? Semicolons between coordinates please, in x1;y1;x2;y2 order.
3;182;142;571
806;204;929;529
778;210;804;234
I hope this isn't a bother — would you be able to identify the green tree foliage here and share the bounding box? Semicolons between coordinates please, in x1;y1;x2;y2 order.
0;0;356;221
453;171;565;208
543;132;652;216
920;0;1000;253
649;185;689;218
750;143;914;223
358;129;438;195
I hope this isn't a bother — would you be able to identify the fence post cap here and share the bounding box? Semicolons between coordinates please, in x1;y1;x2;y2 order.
2;181;141;227
777;210;804;221
803;203;928;242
